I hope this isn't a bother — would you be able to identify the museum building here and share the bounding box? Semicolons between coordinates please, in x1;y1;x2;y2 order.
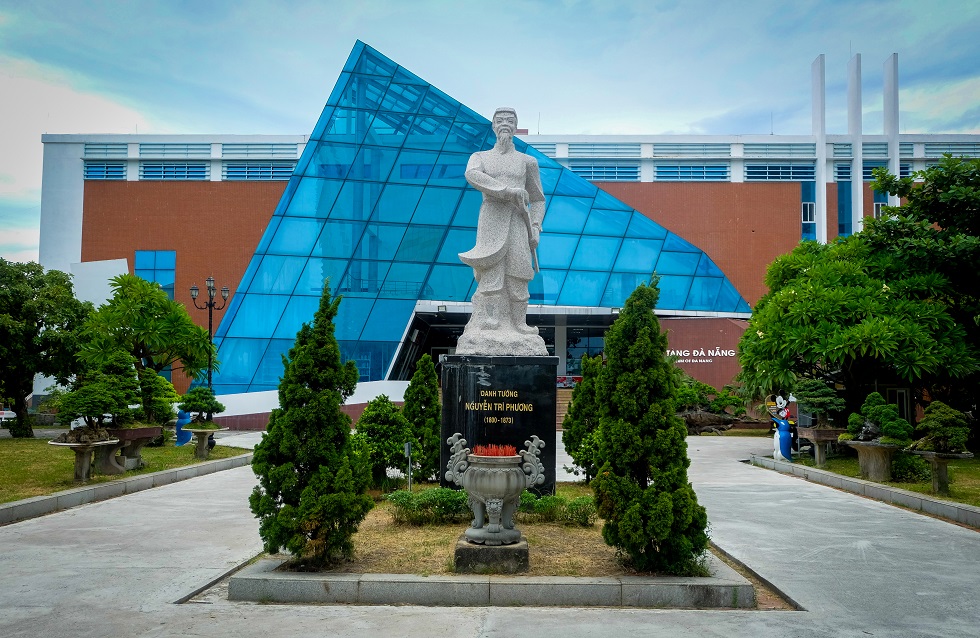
37;42;980;423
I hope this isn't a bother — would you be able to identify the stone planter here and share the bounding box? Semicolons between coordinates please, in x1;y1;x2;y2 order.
105;426;163;471
48;439;119;483
841;440;902;482
908;450;974;496
183;427;228;460
445;433;545;546
796;427;847;467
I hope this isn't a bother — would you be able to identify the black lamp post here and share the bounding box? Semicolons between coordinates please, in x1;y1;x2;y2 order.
190;276;229;389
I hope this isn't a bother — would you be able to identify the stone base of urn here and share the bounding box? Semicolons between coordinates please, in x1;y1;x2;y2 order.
454;535;529;574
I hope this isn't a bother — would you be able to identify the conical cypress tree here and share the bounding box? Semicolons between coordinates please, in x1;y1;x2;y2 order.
357;394;411;488
562;353;603;483
249;283;373;567
401;354;441;481
591;279;709;574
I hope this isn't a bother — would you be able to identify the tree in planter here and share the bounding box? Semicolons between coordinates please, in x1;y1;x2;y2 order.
562;353;603;483
78;274;212;422
0;259;92;437
793;378;846;428
52;350;141;429
401;354;441;482
357;394;412;489
846;392;913;445
909;401;971;454
249;283;373;567
178;386;226;423
591;279;709;575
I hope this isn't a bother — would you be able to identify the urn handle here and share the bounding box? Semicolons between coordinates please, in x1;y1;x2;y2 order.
521;435;546;487
445;433;470;485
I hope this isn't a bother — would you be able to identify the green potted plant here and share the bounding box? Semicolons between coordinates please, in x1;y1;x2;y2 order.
839;392;913;481
178;387;227;459
906;401;974;495
794;378;847;466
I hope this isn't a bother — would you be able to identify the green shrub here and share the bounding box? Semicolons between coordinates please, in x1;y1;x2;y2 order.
515;491;596;526
357;394;412;489
518;489;538;514
533;495;566;520
565;496;598;526
401;354;442;481
385;488;469;525
890;452;932;483
848;392;913;443
913;401;971;453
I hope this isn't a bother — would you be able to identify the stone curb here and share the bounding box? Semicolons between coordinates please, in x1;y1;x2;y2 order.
227;553;755;608
0;452;253;527
750;454;980;528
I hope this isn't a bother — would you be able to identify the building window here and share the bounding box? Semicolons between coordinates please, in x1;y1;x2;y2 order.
134;250;176;299
835;163;851;181
567;143;640;158
924;143;980;158
528;143;556;157
802;202;815;224
568;162;639;181
653;143;731;157
221;143;297;158
223;161;295;180
139;143;211;158
873;190;888;219
84;143;128;158
801;181;816;241
140;162;209;180
745;163;815;181
84;162;126;180
863;161;888;181
655;164;729;181
743;143;815;158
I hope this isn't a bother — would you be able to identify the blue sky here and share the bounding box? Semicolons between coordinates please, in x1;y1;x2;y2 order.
2;0;978;264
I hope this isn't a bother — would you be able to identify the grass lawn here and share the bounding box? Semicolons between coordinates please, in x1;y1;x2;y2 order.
796;454;980;509
0;438;247;505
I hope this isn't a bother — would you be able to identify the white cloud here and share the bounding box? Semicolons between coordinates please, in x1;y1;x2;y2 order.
900;77;980;133
0;56;153;199
0;226;40;263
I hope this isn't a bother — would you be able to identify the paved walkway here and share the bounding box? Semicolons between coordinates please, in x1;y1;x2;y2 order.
0;435;976;637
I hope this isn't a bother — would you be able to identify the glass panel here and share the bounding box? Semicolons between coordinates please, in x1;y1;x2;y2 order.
404;115;453;150
584;209;630;236
225;294;290;338
571;236;621;271
656;275;694;309
537;234;579;269
319;108;374;146
312;220;365;258
714;281;744;313
685;277;723;311
134;251;155;269
626;213;668;239
340;341;399;382
360;299;415;341
452;190;481;227
425;264;474;301
340;260;390;296
252;339;293;387
334;298;375;341
436;229;476;263
311;100;338;139
554;169;598;199
353;48;397;77
364;111;413;146
251;255;307;294
212;338;269;385
394;226;445;262
155;251;176;269
154;270;176;288
381;83;426;112
372;184;424;223
557;271;607;306
428;152;469;186
412;187;462;225
539;167;561;195
695;254;724;278
348;145;398;182
542;196;591;233
305;142;357;179
418;85;459;118
614;238;664;273
593;189;633;211
329;180;383;220
353;223;407;261
273;296;321;339
655;251;702;276
287;177;343;218
254;217;280;254
389;148;440;184
662;233;700;253
381;263;430;299
601;273;652;307
529;270;566;304
443;120;490;154
267;218;324;256
214;293;243;339
134;269;154;282
340;74;390;111
294;258;349;296
392;66;426;86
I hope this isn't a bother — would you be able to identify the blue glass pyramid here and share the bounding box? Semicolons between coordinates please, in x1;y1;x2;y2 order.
209;41;750;393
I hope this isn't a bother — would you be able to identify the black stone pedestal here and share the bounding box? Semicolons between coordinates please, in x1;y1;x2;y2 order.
440;355;558;495
454;536;529;574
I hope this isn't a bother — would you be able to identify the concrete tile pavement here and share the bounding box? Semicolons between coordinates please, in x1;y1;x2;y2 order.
0;434;976;637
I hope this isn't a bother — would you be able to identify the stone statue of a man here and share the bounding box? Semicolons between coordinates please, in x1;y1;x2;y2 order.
456;108;548;356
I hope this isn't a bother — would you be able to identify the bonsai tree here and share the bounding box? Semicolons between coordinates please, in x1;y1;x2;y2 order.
401;354;441;481
357;394;412;489
178;386;226;424
53;350;141;429
249;282;373;567
794;378;846;428
909;401;971;453
846;392;913;445
591;279;709;575
562;353;603;483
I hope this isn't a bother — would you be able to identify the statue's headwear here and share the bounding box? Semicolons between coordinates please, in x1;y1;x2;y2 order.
493;107;518;121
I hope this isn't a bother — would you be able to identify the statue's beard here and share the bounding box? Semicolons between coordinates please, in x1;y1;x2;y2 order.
496;129;513;145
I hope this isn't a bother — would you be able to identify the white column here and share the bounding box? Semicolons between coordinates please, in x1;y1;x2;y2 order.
883;53;900;206
812;54;828;243
848;54;864;233
39;139;85;272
